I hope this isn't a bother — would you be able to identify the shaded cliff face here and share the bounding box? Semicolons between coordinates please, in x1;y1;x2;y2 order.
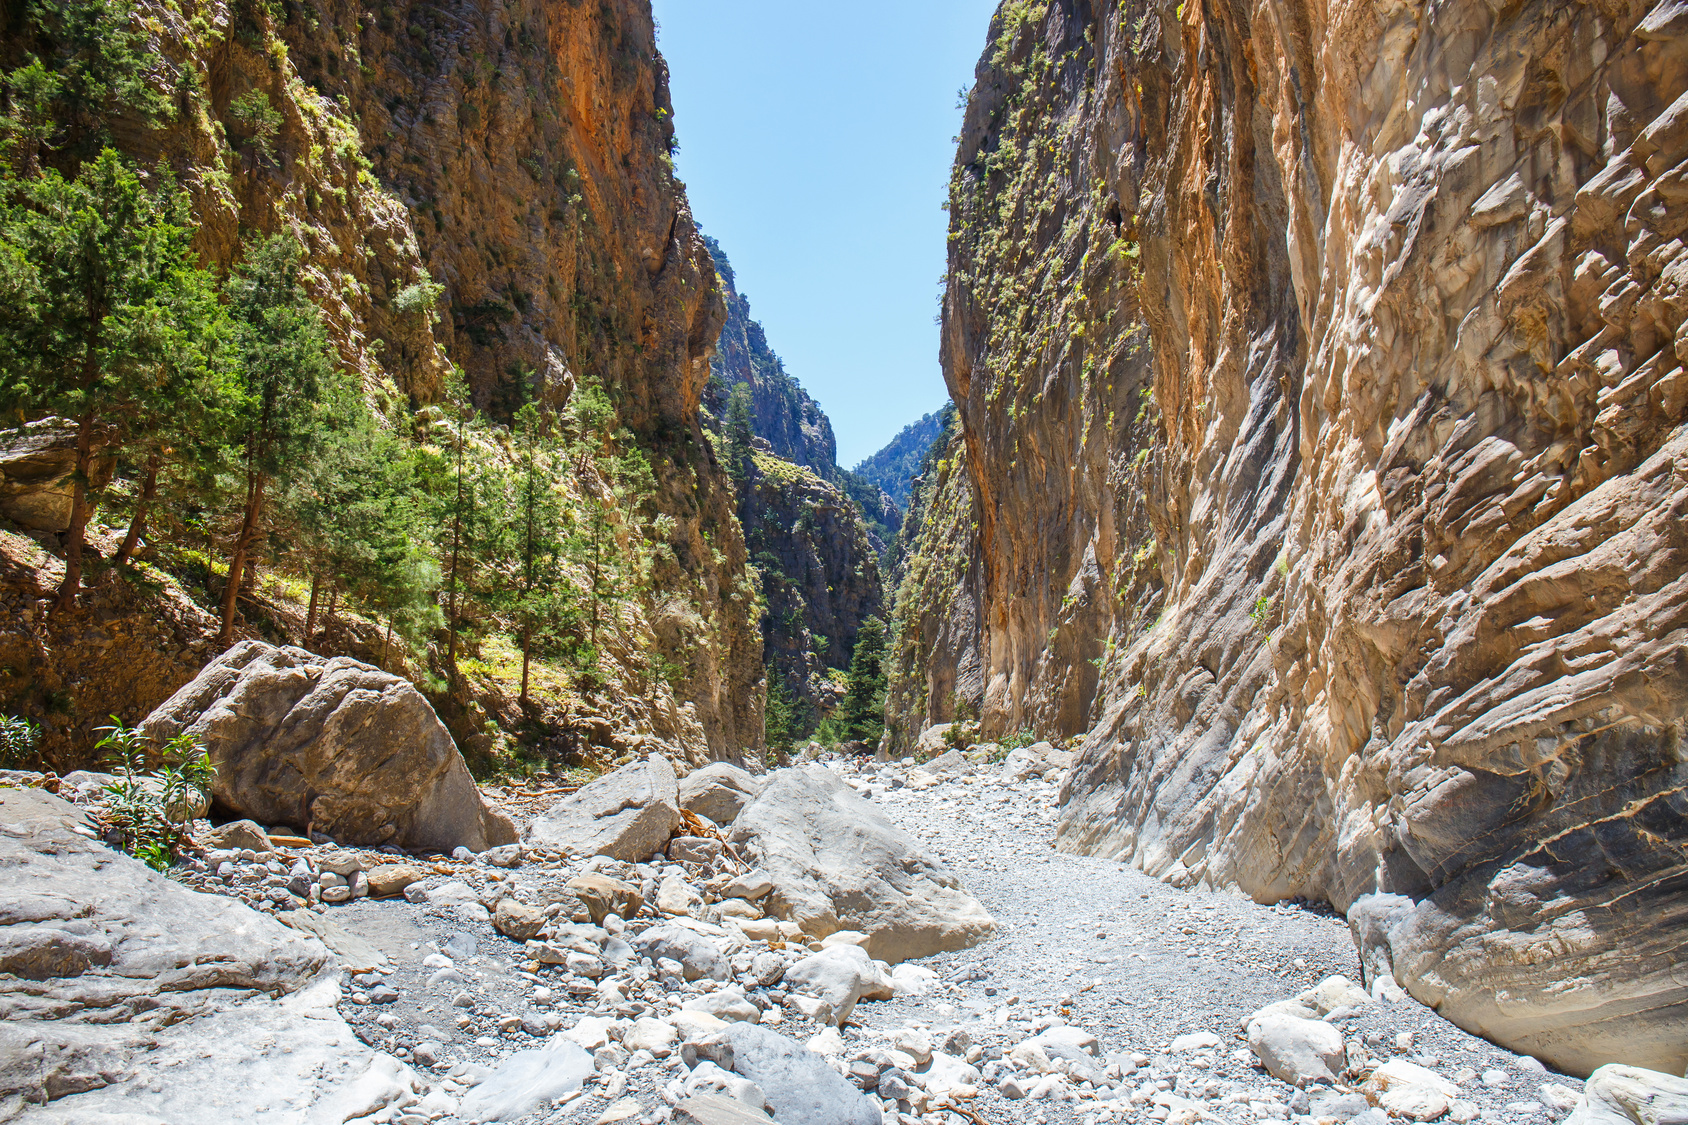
912;0;1688;1075
0;0;761;763
741;448;884;727
703;236;839;476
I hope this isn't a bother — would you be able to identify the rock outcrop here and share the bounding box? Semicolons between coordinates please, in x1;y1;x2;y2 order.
729;765;996;962
1567;1065;1688;1125
1;0;763;767
897;0;1688;1076
142;641;515;852
0;786;441;1122
0;420;113;534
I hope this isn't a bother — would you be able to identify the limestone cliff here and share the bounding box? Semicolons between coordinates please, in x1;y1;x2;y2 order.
0;0;762;765
703;236;839;477
904;0;1688;1075
739;447;884;729
695;240;885;728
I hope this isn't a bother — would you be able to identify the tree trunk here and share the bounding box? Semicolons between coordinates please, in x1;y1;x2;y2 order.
304;572;323;647
381;612;392;668
53;411;97;613
218;468;265;645
113;452;160;569
520;630;531;704
446;426;466;685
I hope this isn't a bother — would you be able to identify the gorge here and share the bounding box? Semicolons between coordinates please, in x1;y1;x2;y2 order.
0;0;1684;1121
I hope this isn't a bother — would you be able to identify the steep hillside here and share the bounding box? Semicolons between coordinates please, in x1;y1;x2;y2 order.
0;0;762;766
899;0;1688;1075
738;447;883;734
696;238;886;734
853;404;953;510
702;235;838;476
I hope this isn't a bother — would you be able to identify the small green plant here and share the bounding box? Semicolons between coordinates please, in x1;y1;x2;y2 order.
1250;595;1275;630
0;716;41;767
96;718;215;871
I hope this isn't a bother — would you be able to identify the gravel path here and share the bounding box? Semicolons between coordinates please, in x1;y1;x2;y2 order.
319;756;1585;1125
843;757;1583;1125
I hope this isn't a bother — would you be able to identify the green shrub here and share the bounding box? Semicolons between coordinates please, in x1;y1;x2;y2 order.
0;716;40;767
95;718;215;871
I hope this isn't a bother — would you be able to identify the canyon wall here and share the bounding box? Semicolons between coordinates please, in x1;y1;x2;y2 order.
699;241;884;729
703;236;840;477
0;0;762;763
903;0;1688;1075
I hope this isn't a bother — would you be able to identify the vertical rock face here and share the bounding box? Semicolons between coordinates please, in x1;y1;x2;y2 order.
907;0;1688;1075
740;450;884;726
3;0;761;759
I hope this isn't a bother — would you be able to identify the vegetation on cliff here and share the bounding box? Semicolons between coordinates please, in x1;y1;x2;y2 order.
0;0;761;773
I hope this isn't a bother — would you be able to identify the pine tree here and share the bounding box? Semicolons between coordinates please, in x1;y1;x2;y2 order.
286;394;438;656
0;148;226;610
839;615;888;743
218;233;340;643
764;669;796;764
4;0;173;163
503;402;574;702
724;382;754;483
562;378;648;671
424;375;505;688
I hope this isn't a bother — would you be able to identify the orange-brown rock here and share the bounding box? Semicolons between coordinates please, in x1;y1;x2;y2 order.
900;0;1688;1076
0;0;762;765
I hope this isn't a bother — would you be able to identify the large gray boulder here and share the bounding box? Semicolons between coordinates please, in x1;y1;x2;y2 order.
1566;1065;1688;1125
142;641;516;853
0;785;438;1121
728;766;995;962
528;756;681;860
680;762;765;826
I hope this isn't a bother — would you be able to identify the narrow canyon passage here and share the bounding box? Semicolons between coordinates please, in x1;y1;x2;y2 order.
273;752;1586;1125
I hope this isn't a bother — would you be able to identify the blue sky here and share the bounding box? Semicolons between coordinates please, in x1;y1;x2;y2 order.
650;1;1001;468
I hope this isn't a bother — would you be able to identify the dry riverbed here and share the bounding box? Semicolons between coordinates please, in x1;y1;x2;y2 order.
307;754;1585;1125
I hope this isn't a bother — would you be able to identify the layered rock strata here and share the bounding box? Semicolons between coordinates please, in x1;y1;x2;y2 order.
902;0;1688;1075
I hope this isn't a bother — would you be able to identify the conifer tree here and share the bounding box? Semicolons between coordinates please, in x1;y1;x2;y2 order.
218;233;339;643
724;381;754;483
503;402;574;702
425;375;505;687
764;669;796;764
839;615;888;743
286;395;438;655
0;149;226;610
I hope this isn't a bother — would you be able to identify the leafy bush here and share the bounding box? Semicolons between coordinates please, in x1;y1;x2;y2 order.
0;716;41;767
96;718;215;871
